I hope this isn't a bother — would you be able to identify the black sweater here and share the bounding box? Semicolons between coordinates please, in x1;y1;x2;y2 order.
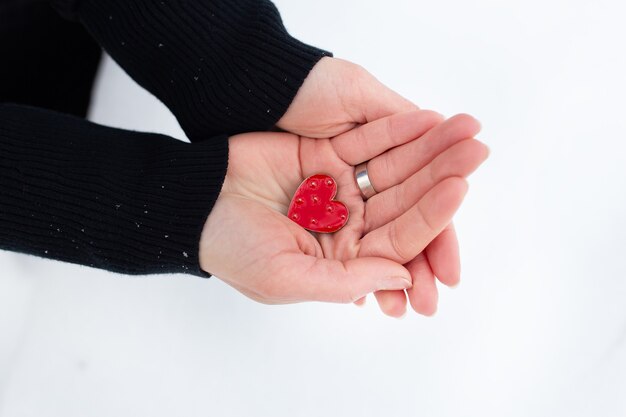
0;0;330;276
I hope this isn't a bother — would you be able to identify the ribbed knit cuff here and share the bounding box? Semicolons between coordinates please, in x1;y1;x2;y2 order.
56;0;331;139
0;103;228;277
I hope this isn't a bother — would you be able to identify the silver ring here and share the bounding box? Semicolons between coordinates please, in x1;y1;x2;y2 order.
355;162;377;199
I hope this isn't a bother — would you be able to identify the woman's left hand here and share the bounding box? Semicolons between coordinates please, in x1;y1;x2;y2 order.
200;110;487;314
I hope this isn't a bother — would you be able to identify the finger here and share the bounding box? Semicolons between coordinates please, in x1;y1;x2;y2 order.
265;253;413;304
373;290;408;318
425;223;461;287
406;253;439;316
354;296;367;307
359;177;468;264
364;139;489;233
330;110;444;165
366;114;481;193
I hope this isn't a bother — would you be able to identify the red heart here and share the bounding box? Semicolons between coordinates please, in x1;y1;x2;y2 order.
287;174;349;233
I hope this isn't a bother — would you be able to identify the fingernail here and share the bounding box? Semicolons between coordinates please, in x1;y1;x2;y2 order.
380;276;412;290
449;281;461;289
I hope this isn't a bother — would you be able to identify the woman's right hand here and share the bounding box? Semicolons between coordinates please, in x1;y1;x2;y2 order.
199;111;487;308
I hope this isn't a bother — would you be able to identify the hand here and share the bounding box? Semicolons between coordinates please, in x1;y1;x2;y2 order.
199;111;487;308
277;57;418;138
277;57;484;316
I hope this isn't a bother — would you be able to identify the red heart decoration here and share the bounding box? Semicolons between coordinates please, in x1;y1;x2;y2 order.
287;174;349;233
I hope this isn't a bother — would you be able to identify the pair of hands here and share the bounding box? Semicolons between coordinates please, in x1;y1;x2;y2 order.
199;58;488;317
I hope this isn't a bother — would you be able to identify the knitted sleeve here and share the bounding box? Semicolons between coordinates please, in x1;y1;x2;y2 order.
51;0;331;140
0;103;227;276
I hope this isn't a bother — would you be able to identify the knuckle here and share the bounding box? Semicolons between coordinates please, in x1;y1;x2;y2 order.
329;263;360;304
419;205;438;234
355;124;367;148
378;156;392;190
427;162;438;186
384;112;396;139
388;222;410;262
393;183;407;214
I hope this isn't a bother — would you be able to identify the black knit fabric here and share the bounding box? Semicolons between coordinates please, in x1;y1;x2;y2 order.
0;0;330;276
0;1;102;117
53;0;331;140
0;103;227;276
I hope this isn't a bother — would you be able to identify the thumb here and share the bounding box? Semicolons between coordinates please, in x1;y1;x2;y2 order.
351;68;419;122
275;253;412;304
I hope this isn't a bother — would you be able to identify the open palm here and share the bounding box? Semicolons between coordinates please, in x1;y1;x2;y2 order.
199;110;487;311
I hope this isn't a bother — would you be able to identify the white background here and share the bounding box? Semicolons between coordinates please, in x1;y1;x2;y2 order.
1;0;625;416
